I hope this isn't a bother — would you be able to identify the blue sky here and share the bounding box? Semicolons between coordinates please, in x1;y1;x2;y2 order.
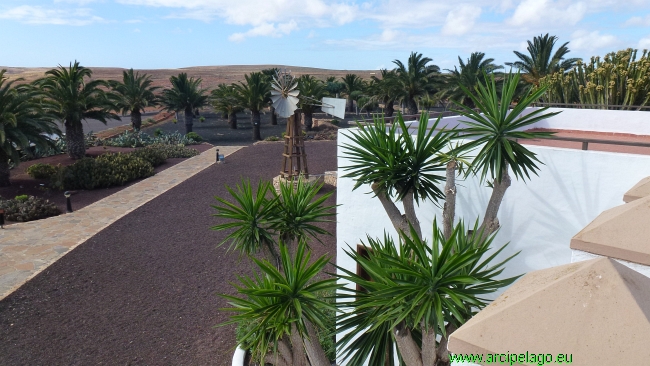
1;0;650;70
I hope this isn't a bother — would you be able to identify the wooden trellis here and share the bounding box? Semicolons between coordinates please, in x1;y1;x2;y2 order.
281;111;309;180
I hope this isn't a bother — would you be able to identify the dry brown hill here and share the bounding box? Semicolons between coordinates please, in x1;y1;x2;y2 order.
1;65;377;90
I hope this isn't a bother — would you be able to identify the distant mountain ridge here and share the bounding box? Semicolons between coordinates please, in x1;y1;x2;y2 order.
1;65;377;89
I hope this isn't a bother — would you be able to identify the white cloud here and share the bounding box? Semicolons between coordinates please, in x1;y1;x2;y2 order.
570;30;619;53
625;15;650;27
229;21;298;42
133;28;141;32
638;36;650;49
508;0;587;27
125;19;143;23
441;4;482;36
0;5;105;26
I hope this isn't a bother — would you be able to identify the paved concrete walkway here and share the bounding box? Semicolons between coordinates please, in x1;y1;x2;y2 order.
0;145;244;300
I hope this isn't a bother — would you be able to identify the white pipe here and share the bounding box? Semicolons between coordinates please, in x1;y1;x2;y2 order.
232;347;246;366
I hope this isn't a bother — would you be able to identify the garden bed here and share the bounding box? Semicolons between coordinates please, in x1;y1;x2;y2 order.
2;144;213;223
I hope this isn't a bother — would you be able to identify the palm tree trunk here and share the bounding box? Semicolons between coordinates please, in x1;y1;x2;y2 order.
0;150;11;187
385;100;395;117
421;324;438;366
252;110;262;141
184;108;193;134
346;97;354;112
228;112;238;129
303;110;314;131
371;182;410;238
480;166;511;238
393;322;423;366
271;106;278;125
407;97;418;115
290;323;309;366
131;109;142;131
442;160;457;240
304;321;330;366
402;190;421;238
435;323;457;366
65;119;86;159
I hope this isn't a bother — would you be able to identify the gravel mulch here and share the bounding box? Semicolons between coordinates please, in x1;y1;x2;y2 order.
0;140;338;366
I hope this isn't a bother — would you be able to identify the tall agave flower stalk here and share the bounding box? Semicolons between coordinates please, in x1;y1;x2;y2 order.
536;48;650;110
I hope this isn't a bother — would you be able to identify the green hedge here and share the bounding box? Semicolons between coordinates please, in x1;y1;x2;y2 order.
0;196;61;222
51;153;154;190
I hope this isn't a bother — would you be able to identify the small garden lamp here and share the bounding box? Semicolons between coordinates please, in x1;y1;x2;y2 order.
216;149;224;164
64;191;73;213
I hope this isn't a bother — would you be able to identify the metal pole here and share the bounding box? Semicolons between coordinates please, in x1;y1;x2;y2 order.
64;191;72;213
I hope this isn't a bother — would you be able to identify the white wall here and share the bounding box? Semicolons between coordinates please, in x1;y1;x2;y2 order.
404;107;650;135
337;129;650;285
336;129;650;365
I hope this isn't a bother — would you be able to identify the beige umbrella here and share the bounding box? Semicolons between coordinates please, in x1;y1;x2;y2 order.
570;195;650;265
448;258;650;366
623;176;650;202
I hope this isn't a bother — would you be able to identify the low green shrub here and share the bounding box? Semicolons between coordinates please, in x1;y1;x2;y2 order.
199;116;206;122
14;194;28;202
330;119;340;126
27;163;58;180
153;128;164;137
0;196;61;222
94;153;154;188
103;130;199;147
51;153;154;190
186;132;203;141
131;146;167;167
148;144;200;159
264;135;280;141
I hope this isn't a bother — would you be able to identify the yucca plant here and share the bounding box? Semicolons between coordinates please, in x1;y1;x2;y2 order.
211;177;336;265
341;112;451;239
274;178;336;248
211;179;279;264
454;71;559;237
336;220;520;366
219;241;340;366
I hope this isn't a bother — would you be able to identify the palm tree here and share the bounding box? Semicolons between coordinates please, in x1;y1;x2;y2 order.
297;75;327;131
507;34;580;85
341;112;450;240
368;69;400;117
211;177;336;266
442;52;503;107
324;76;344;98
336;221;520;366
211;83;242;129
233;72;271;141
37;61;118;159
340;74;365;113
393;52;440;115
261;68;280;125
454;71;560;236
220;241;339;366
108;69;160;131
160;73;208;134
0;71;60;186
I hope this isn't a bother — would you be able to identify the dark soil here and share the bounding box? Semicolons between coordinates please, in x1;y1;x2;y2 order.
0;140;338;366
2;144;214;220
